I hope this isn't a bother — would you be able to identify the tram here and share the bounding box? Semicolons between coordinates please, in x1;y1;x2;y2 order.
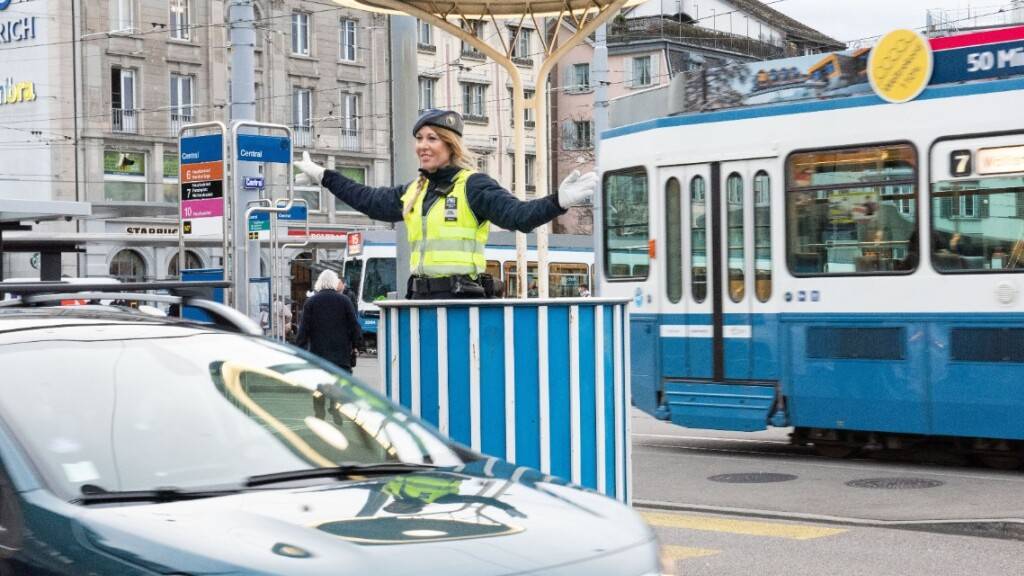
341;233;594;348
598;26;1024;467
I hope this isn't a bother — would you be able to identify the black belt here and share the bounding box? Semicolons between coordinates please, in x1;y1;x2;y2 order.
411;276;459;294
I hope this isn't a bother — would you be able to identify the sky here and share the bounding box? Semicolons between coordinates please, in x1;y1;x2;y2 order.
772;0;1019;44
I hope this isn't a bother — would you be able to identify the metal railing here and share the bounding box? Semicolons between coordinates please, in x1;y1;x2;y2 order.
340;128;360;151
111;108;138;133
170;113;193;134
292;125;312;148
609;16;787;60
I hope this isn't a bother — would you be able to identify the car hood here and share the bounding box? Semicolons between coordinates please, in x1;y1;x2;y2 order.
74;467;656;576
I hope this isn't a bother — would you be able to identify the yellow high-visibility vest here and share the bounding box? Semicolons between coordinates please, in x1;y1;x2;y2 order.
401;169;489;277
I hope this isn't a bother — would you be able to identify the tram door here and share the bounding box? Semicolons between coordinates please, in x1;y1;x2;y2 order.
660;160;776;383
658;164;713;379
716;157;778;381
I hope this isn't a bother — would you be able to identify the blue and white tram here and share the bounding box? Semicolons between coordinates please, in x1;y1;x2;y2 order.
343;233;594;348
598;32;1024;466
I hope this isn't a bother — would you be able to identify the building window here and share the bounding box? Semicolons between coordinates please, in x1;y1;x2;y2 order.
510;27;532;63
167;250;203;278
340;92;360;151
169;0;190;40
461;20;484;58
462;83;487;120
335;167;365;213
110;249;147;283
339;18;357;61
603;167;649;280
163;152;179;203
511;154;536;190
291;11;310;56
292;88;312;147
293;154;323;212
417;19;433;47
565;63;590;93
418;77;435;112
103;150;146;201
507;88;535;126
112;0;134;32
786;144;917;275
476;154;488;173
561;119;593;150
631;55;652;87
169;74;193;132
111;68;137;133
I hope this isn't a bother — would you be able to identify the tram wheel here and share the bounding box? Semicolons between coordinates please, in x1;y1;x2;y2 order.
977;454;1023;470
813;443;856;459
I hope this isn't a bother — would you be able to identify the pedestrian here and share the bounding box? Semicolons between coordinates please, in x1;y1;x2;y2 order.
295;269;363;372
337;275;361;368
273;296;293;336
296;108;597;299
577;285;591;297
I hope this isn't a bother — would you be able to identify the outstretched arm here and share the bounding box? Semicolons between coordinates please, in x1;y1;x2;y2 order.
320;170;406;223
465;173;566;233
296;152;406;222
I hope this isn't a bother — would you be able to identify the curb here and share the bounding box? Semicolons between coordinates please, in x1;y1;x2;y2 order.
633;499;1024;541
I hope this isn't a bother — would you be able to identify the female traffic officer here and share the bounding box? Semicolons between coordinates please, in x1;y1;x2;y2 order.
295;108;596;299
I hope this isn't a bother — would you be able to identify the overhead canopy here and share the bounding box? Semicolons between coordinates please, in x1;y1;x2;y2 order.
333;0;642;18
0;199;91;224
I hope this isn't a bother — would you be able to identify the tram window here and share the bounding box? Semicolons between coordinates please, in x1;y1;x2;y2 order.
486;260;501;280
343;259;363;296
603;167;649;280
362;258;397;302
786;143;918;275
690;176;707;303
727;173;745;302
665;177;683;303
549;263;589;297
931;176;1024;273
753;171;772;302
504;261;538;297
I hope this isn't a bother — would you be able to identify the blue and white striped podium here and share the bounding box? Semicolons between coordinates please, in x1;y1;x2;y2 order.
377;298;632;502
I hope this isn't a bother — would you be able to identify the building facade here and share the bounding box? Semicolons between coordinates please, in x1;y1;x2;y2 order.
414;16;541;207
1;0;392;281
550;0;844;233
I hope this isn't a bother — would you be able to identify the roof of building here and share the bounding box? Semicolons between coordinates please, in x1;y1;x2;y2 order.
334;0;644;17
723;0;845;50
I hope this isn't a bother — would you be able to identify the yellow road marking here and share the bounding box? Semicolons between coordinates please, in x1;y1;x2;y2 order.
662;544;720;560
641;511;847;540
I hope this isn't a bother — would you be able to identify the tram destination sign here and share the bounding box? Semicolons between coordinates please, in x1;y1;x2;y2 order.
180;133;225;237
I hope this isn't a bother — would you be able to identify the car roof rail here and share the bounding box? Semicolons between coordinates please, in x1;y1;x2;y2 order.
0;281;262;336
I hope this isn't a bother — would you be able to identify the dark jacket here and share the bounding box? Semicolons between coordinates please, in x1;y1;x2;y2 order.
320;165;566;233
295;288;363;370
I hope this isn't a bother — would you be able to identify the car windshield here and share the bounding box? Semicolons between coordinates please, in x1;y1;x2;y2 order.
0;322;466;499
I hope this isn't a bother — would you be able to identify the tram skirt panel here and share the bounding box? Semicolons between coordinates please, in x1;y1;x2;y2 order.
378;299;632;502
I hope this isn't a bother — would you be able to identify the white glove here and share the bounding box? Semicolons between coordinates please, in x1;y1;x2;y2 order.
294;151;325;187
557;170;598;209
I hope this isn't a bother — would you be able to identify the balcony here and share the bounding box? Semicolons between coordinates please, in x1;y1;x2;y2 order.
170;113;193;134
111;108;137;134
340;129;360;151
293;125;313;148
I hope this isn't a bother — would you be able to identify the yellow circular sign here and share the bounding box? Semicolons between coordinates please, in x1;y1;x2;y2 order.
867;29;933;103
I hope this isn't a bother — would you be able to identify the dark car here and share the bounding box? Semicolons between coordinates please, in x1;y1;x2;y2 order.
0;306;660;575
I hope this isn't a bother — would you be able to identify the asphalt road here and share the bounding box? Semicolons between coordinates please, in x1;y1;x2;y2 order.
352;356;1024;575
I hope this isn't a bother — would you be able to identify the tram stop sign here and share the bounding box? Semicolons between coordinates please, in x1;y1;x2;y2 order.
347;232;363;256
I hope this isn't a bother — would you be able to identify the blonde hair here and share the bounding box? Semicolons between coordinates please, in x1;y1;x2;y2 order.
404;126;476;215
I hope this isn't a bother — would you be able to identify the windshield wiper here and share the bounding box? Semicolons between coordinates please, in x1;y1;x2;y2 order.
244;462;440;488
75;484;242;505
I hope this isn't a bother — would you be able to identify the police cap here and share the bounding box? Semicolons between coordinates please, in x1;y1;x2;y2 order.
413;109;463;137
